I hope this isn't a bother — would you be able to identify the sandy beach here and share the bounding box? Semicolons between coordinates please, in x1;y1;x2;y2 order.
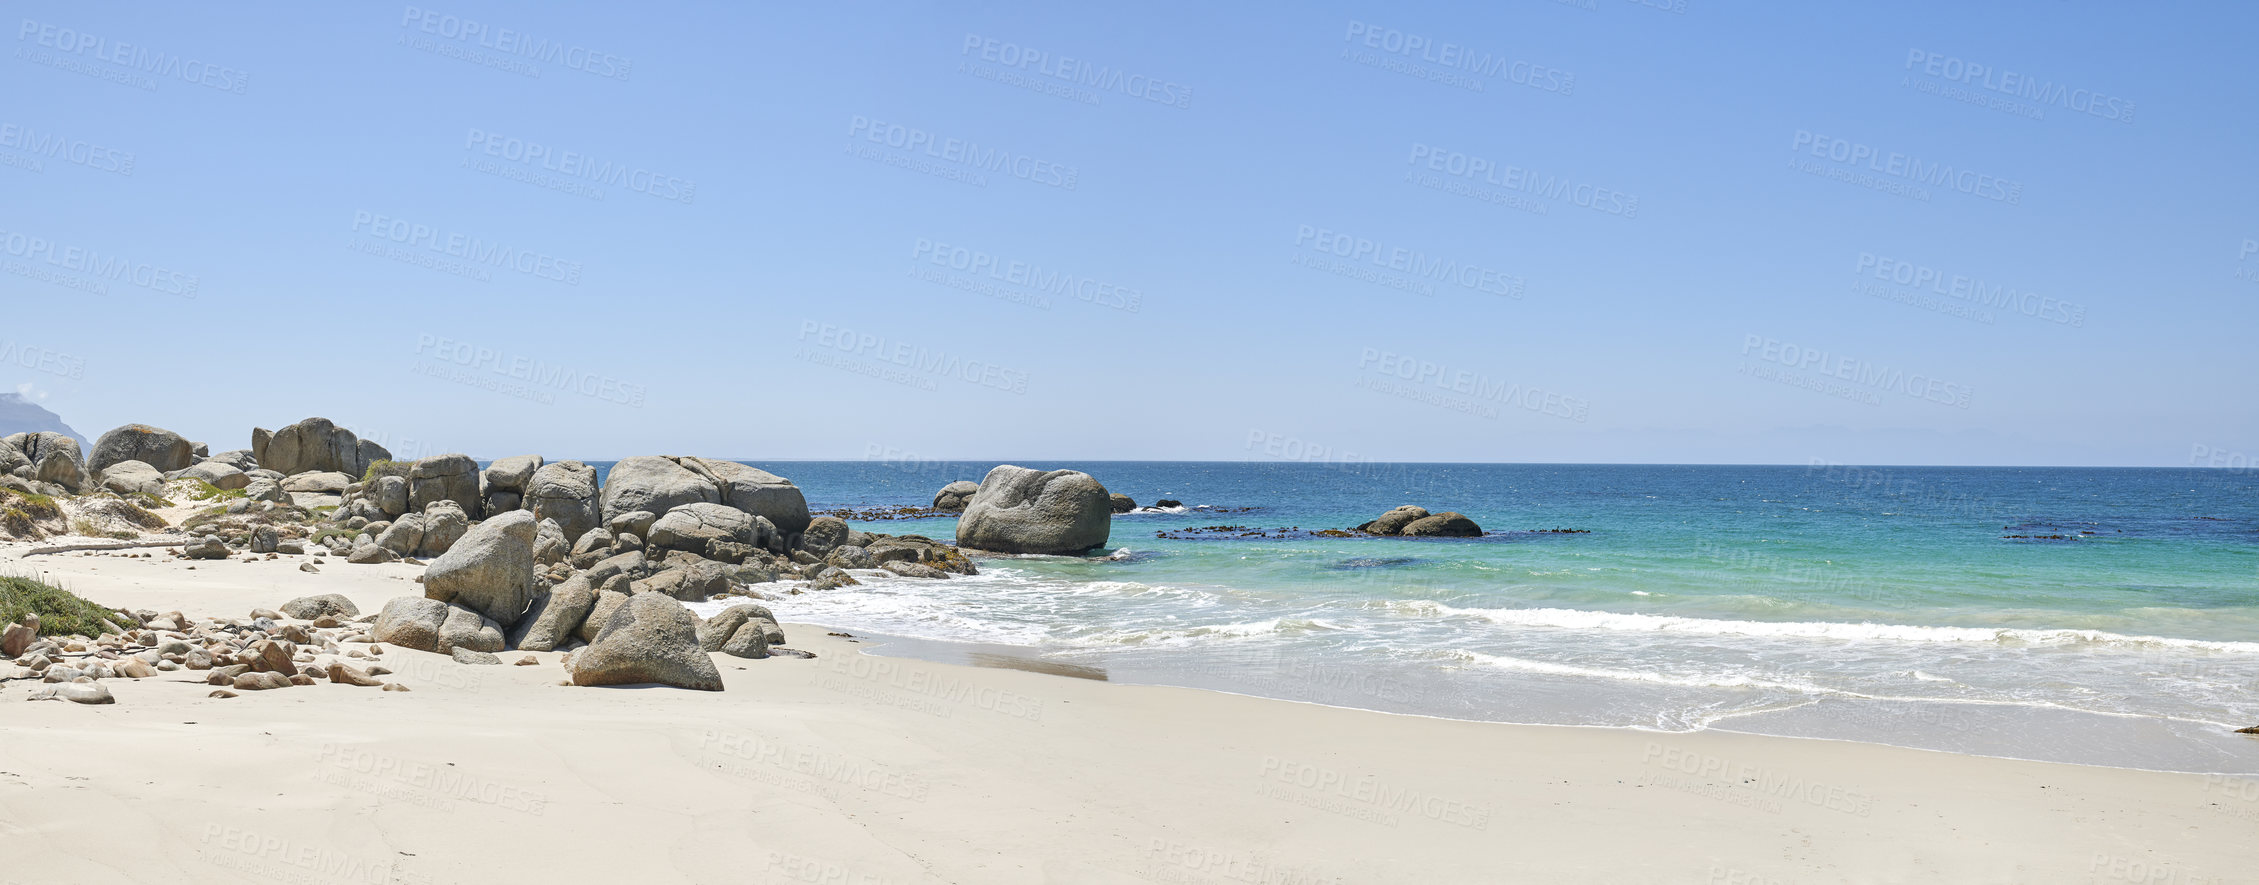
3;541;2250;885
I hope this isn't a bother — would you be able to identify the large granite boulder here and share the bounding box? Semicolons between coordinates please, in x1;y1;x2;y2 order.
207;449;258;472
371;597;448;652
1401;512;1482;537
528;460;600;544
8;432;85;491
89;424;193;474
98;460;165;495
0;440;27;476
374;474;410;517
177;460;249;491
681;458;809;535
421;510;538;627
1110;493;1136;513
281;471;351;494
484;455;543;494
408;454;481;517
599;456;719;523
533;517;568;565
933;480;979;511
568;593;723;690
799;516;850;557
374;514;425;555
1357;506;1430;536
577;588;631;644
253;417;387;477
648;503;755;553
954;465;1112;555
438;605;505;654
417;500;470;557
510;573;596;652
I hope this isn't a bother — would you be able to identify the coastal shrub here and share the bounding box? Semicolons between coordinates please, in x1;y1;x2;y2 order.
0;488;61;520
84;494;169;531
68;517;135;540
182;480;245;502
1;508;36;538
128;491;174;510
0;574;128;637
360;460;411;484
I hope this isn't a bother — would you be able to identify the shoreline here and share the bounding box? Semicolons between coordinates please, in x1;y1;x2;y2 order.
5;541;2257;881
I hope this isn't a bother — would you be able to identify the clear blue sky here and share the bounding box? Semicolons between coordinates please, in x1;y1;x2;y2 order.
4;0;2253;466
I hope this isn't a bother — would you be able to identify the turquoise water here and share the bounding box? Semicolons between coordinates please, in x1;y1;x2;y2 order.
643;461;2259;772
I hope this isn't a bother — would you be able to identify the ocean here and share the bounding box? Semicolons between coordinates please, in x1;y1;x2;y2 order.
603;460;2259;774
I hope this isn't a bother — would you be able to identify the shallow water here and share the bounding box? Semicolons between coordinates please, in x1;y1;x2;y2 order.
669;461;2259;773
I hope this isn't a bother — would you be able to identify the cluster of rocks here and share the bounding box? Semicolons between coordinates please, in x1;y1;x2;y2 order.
5;594;412;705
1353;506;1483;537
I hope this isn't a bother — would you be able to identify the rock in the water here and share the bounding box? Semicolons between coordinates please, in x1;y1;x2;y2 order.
880;560;950;579
371;597;448;652
418;500;470;557
933;480;980;512
569;594;723;691
1153;499;1183;509
954;465;1112;555
826;544;874;569
90;424;194;474
527;460;601;544
1401;512;1482;537
451;647;502;665
1109;493;1136;513
422;510;538;627
98;459;166;495
648;503;755;553
281;594;358;620
178;460;248;491
254;417;386;477
511;573;596;652
1358;506;1430;536
799;516;850;557
409;454;481;517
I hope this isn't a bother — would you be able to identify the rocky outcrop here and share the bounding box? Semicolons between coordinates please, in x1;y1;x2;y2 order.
408;454;481;517
89;424;194;474
421;510;538;627
8;432;86;491
954;465;1112;555
99;460;166;495
600;457;718;522
527;460;600;544
1109;493;1135;513
1355;506;1482;537
681;458;809;535
648;503;755;553
178;461;249;490
933;480;980;512
1357;506;1428;536
799;516;849;557
569;594;723;690
371;597;448;651
252;417;388;477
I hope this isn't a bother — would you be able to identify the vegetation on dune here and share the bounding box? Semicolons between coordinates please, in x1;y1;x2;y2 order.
0;574;129;637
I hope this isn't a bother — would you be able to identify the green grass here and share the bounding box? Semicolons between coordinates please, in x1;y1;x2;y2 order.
0;488;60;519
360;460;410;484
0;574;128;637
181;479;245;501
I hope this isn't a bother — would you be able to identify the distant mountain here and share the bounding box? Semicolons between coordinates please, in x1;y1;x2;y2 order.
0;393;87;448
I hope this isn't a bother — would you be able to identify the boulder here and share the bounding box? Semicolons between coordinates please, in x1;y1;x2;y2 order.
327;662;384;687
282;471;352;494
178;461;249;491
422;509;538;627
599;457;718;523
408;454;481;516
254;418;386;477
99;460;165;495
577;589;631;644
511;573;596;652
696;604;778;651
933;480;980;511
243;478;287;503
568;594;723;691
1110;493;1136;513
183;535;231;560
34;449;85;491
281;594;358;620
374;475;410;518
483;455;544;494
1358;506;1430;536
371;597;448;652
648;503;755;553
953;465;1112;555
607;510;658;538
1401;512;1482;537
720;622;771;659
533;517;568;565
0;440;28;476
681;458;810;534
347;544;396;564
418;500;470;557
208;449;258;472
826;544;874;570
4;431;79;472
250;526;279;554
452;647;502;665
527;460;600;544
881;560;949;579
438;605;505;654
570;527;615;566
89;424;194;474
485;491;522;514
374;514;425;555
799;516;850;557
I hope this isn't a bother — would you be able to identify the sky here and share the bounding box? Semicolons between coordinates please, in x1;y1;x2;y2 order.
3;0;2254;466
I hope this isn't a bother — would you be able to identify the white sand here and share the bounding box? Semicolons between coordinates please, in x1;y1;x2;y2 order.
2;540;2252;883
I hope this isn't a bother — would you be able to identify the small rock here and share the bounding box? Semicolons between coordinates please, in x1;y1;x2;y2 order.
515;655;538;666
382;682;411;692
450;647;502;666
208;690;238;699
